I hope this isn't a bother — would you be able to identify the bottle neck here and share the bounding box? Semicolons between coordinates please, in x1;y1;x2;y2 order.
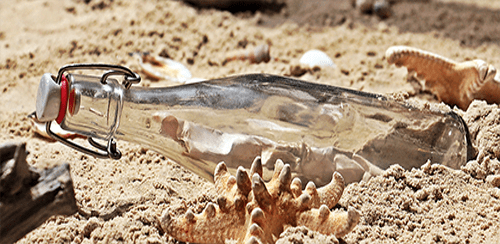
60;74;123;140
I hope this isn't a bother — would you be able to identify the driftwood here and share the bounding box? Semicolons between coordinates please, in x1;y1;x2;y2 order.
0;142;77;244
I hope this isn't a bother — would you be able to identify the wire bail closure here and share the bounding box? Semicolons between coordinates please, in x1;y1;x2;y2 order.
45;64;141;159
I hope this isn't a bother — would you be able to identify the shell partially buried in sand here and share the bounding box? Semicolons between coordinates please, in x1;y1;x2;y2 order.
223;44;271;65
130;52;192;83
299;50;336;69
29;113;83;140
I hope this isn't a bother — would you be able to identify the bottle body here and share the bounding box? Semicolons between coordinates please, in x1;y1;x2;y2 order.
61;73;470;185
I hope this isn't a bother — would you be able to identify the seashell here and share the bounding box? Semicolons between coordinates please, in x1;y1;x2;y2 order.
223;44;271;65
373;0;391;19
29;113;84;140
130;52;192;83
299;50;336;69
355;0;391;18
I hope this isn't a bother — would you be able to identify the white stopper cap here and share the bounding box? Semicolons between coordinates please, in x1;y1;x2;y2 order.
36;73;61;122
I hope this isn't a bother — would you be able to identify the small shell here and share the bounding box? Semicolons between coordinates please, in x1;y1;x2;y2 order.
355;0;391;18
373;0;391;19
131;52;192;83
223;44;271;65
29;114;83;140
299;50;336;69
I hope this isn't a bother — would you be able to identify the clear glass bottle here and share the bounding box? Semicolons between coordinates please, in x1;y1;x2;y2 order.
36;69;472;186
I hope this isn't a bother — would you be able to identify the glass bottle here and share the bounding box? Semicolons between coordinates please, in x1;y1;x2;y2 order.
35;65;472;186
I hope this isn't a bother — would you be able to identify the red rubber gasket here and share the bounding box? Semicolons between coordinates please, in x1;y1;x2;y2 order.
56;75;68;124
68;89;75;116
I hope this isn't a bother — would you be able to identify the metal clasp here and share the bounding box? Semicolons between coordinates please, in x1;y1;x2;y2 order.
46;64;141;159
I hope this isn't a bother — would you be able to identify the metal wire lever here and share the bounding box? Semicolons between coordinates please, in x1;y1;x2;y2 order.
54;63;141;88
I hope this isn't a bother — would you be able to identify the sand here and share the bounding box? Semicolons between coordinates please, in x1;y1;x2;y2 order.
2;0;500;243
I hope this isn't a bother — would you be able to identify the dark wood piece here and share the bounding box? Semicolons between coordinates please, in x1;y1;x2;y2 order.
0;142;77;244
